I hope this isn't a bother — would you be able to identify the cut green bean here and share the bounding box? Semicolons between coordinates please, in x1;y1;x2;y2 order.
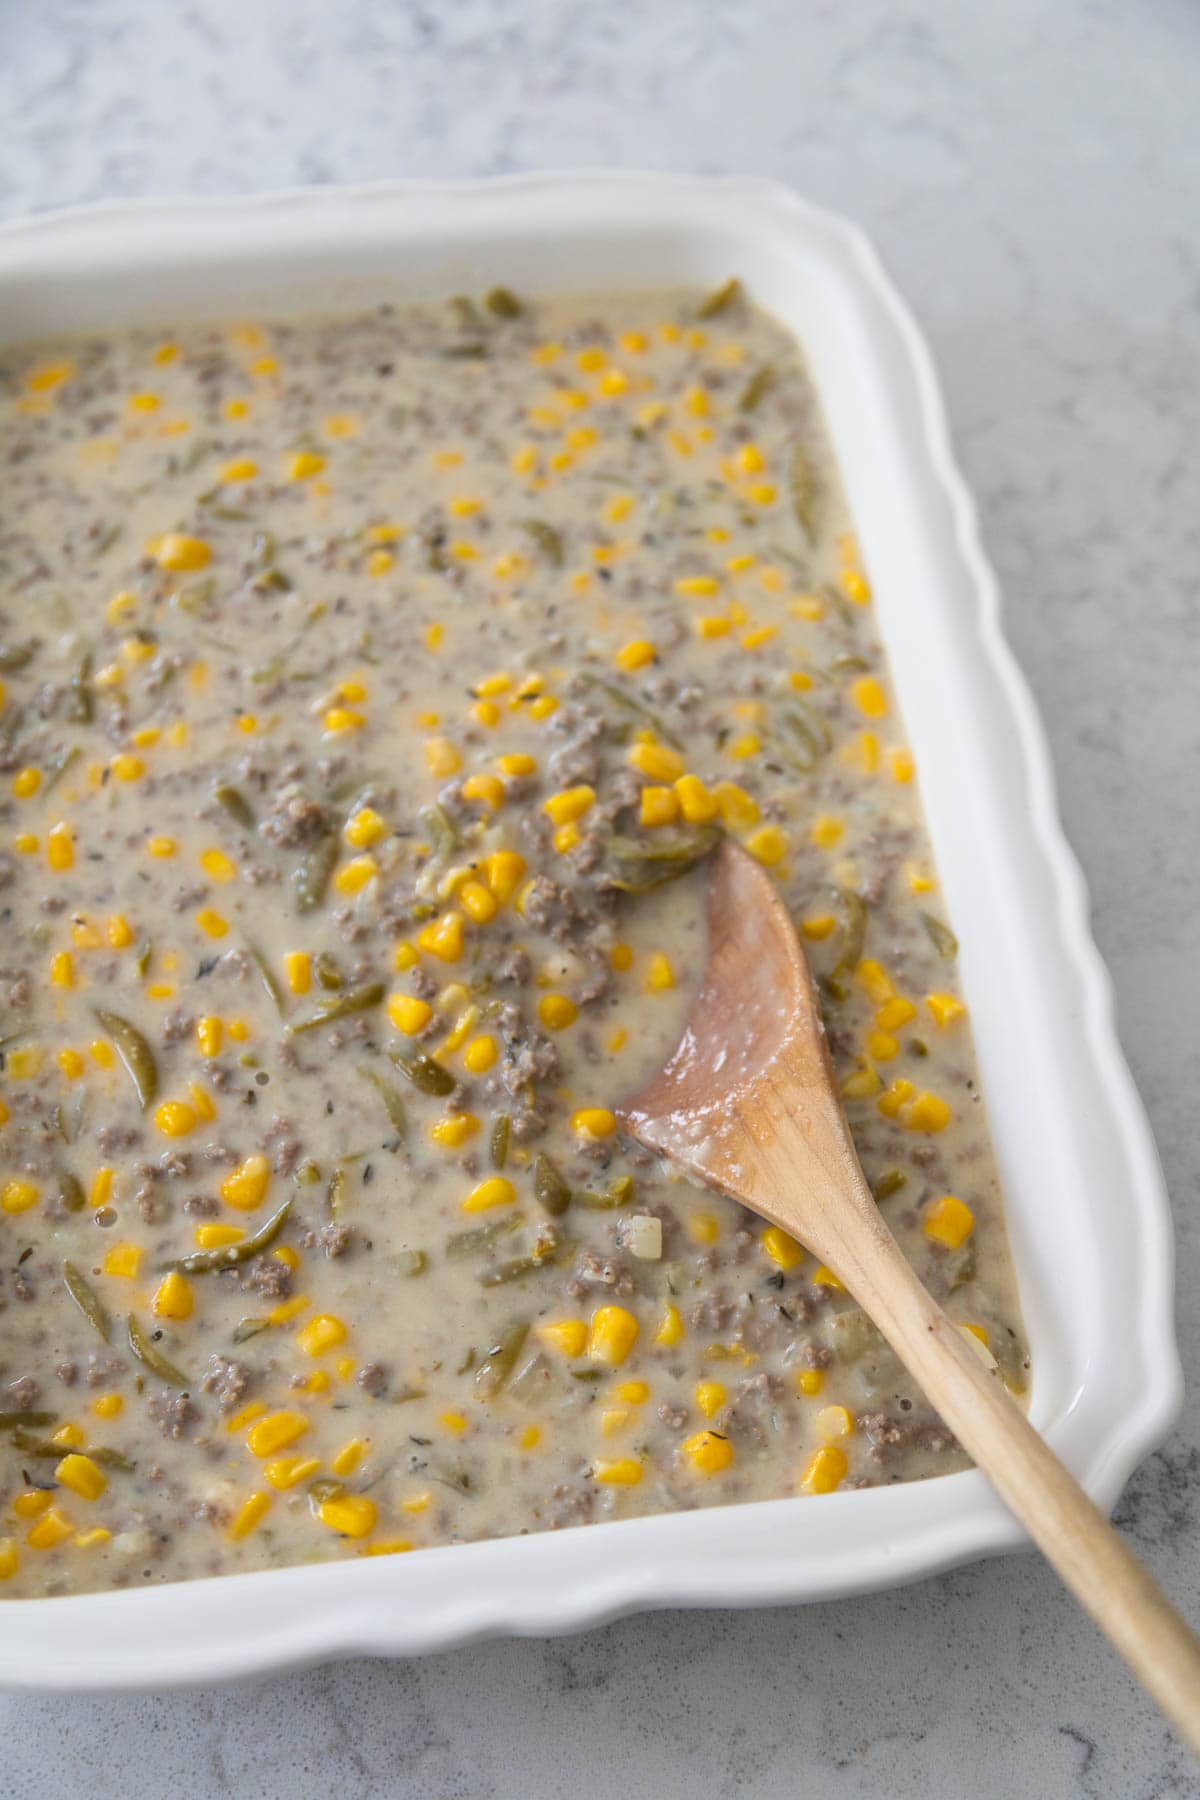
871;1169;908;1202
446;1213;523;1259
738;363;776;412
213;783;255;829
790;442;818;544
0;1409;56;1430
292;833;338;913
65;651;94;724
127;1313;189;1387
246;941;285;1014
489;1113;511;1170
474;1320;529;1398
484;286;522;318
92;1009;158;1110
167;1196;292;1274
533;1152;571;1217
288;982;384;1035
42;745;81;796
920;912;959;960
358;1067;408;1137
518;519;564;567
417;802;459;859
390;1048;456;1097
697;276;742;319
63;1261;111;1342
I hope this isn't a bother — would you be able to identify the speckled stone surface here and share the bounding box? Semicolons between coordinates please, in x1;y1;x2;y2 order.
2;2;1199;1794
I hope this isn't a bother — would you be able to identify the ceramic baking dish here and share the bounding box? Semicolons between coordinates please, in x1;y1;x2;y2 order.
0;173;1180;1691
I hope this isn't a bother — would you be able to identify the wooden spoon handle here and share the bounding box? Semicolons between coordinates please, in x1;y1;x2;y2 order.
842;1223;1200;1752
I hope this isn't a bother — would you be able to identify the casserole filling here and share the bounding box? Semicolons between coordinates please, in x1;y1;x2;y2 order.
0;283;1026;1594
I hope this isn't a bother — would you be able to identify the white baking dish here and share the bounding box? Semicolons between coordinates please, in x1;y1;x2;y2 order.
0;173;1180;1691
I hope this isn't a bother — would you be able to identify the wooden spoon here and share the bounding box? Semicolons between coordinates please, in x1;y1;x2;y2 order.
617;839;1200;1753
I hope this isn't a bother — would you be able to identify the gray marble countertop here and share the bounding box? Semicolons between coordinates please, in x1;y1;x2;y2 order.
3;1;1199;1794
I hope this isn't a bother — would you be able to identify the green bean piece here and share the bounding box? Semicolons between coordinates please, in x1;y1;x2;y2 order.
89;1446;136;1473
292;833;338;913
871;1168;908;1202
314;951;343;990
0;1410;56;1430
437;342;488;360
42;745;81;796
607;825;721;892
790;442;818;545
327;1167;346;1218
738;363;776;412
474;1320;529;1399
909;1038;929;1058
393;1249;427;1278
0;641;36;672
479;1256;548;1287
288;982;385;1035
920;912;959;960
134;941;153;979
484;286;522;318
449;294;482;329
776;698;831;769
489;1113;511;1171
308;1478;344;1503
213;783;255;829
576;672;684;748
232;1318;270;1344
697;276;742;319
417;802;460;859
947;1241;978;1292
829;889;868;982
56;1170;86;1213
446;1213;524;1259
167;1196;292;1274
127;1313;189;1387
294;1159;322;1186
518;519;565;568
92;1009;158;1110
246;941;285;1015
390;1048;456;1097
533;1152;571;1217
9;1434;61;1458
65;651;94;724
392;1384;428;1403
827;654;870;677
576;1187;621;1210
358;1067;408;1138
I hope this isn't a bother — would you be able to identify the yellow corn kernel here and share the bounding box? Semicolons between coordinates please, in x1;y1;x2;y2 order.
543;785;595;827
907;1092;952;1133
440;1411;468;1436
157;533;211;572
639;785;680;828
872;997;915;1032
285;450;325;481
810;815;843;850
146;835;177;859
92;1393;123;1420
317;1494;377;1539
865;1030;899;1063
588;1304;639;1367
220;1154;270;1211
417;910;465;963
796;1369;825;1397
746;825;789;868
536;1318;588;1358
706;784;755;831
762;1225;804;1271
811;1264;845;1291
228;1492;271;1540
646;953;674;992
528;693;558;721
333;855;377;897
102;1242;141;1279
224;1401;266;1435
890;748;915;784
49;1423;84;1451
655;1304;684;1347
674;574;720;599
419;736;461;780
1;1181;38;1220
459;880;498;925
627;740;685;782
28;359;74;391
11;766;40;799
110;751;146;784
694;1380;726;1419
98;913;132;955
609;943;634;974
13;833;38;854
385;992;433;1038
6;1047;41;1081
56;1048;85;1079
593;1458;643;1486
89;1168;114;1210
0;1539;16;1579
153;1271;193;1320
726;732;760;760
518;1426;542;1453
462;1033;498;1074
877;1077;915;1118
923;1194;975;1250
246;1411;309;1458
46;822;75;871
27;1507;76;1550
48;949;75;990
615;639;656;674
195;908;229;940
926;992;966;1028
572;1107;617;1139
461;773;506;811
393;942;419;973
842;570;872;605
853;959;892;1004
669;774;716;825
850;676;888;720
815;1405;854;1443
296;1313;348;1357
553;822;580;854
471;699;501;727
799;1445;848;1494
331;1438;368;1478
495;755;537;783
55;1453;107;1502
12;1490;51;1520
73;1527;112;1550
538;993;578;1030
263;1456;321;1492
462;1176;516;1214
267;1294;309;1326
696;615;732;640
430;1114;480;1148
198;847;237;885
683;1430;734;1475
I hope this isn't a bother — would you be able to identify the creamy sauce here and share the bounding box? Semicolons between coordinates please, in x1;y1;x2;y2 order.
0;284;1026;1596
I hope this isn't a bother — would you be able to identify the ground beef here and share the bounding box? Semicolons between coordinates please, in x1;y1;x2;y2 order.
258;784;332;847
182;1193;219;1217
97;1125;142;1155
85;1352;124;1388
493;948;532;986
319;1223;353;1259
240;1256;292;1299
147;1393;198;1439
4;1375;40;1409
199;1354;250;1414
565;1251;636;1298
161;1008;195;1042
271;1136;301;1175
55;1361;78;1387
356;1362;388;1396
7;972;31;1009
657;1402;688;1429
